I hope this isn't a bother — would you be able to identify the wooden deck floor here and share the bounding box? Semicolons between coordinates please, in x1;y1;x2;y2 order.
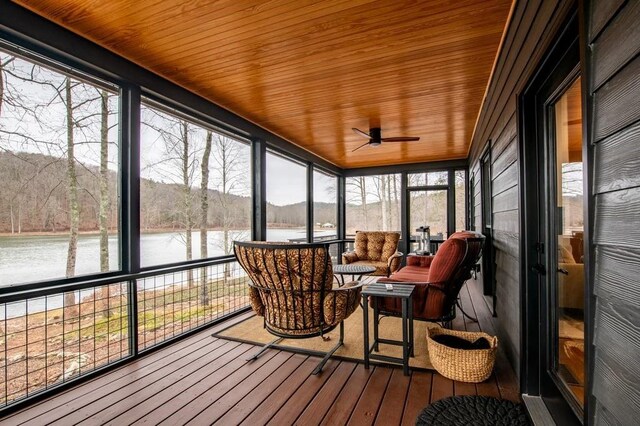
0;279;519;426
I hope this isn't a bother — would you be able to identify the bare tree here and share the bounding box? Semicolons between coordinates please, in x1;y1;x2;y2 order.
99;90;110;272
211;134;248;256
180;121;195;285
199;131;212;304
64;77;80;315
347;176;369;231
141;110;200;285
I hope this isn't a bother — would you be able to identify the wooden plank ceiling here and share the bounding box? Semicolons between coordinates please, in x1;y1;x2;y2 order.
15;0;512;168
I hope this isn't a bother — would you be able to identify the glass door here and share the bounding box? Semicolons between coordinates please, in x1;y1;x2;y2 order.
521;13;584;424
549;76;585;410
408;189;448;253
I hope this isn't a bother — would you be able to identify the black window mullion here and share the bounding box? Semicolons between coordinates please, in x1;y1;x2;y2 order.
307;163;314;243
448;169;455;236
401;171;409;257
121;84;141;357
252;138;267;241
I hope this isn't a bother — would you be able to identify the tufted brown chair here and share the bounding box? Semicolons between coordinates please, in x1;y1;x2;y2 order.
341;231;403;277
234;241;363;374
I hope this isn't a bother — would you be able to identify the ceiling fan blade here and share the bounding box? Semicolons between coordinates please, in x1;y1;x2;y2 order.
381;137;421;142
351;141;370;152
352;128;371;139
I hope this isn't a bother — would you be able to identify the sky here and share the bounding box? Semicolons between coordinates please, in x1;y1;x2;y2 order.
266;152;337;206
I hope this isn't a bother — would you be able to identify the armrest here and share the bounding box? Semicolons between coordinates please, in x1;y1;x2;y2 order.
387;251;404;274
324;281;364;325
407;255;434;267
333;280;365;291
342;251;359;264
378;280;444;290
247;286;265;316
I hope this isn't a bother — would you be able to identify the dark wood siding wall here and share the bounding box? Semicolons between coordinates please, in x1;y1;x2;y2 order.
467;0;575;382
586;1;640;424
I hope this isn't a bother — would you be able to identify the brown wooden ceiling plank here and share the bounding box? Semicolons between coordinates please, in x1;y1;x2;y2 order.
145;3;507;78
130;0;384;64
177;34;501;91
130;0;470;62
219;87;487;119
211;63;493;108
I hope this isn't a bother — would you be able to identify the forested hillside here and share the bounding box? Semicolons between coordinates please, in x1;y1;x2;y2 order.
0;151;339;234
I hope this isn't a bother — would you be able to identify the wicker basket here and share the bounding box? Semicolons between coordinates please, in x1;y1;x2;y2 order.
427;326;498;383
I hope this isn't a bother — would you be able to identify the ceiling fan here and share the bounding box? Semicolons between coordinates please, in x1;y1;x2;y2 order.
351;127;420;152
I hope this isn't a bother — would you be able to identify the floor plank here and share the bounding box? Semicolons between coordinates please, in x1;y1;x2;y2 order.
454;380;477;396
347;366;393;426
267;359;340;425
158;349;284;425
105;343;253;425
189;351;295;424
320;362;373;426
215;353;308;425
430;373;454;403
240;357;319;425
374;368;411;425
401;371;433;426
295;361;356;425
30;338;232;426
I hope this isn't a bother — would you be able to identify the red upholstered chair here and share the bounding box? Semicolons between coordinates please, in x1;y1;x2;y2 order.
376;231;485;325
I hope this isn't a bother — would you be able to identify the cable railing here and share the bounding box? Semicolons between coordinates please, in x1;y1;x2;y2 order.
0;256;249;411
136;259;249;351
0;281;130;408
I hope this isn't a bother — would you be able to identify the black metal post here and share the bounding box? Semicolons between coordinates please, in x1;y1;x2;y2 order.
252;138;267;241
400;171;409;257
307;163;314;242
123;84;141;356
338;175;346;262
373;297;379;352
363;294;370;369
402;298;409;376
448;169;455;235
463;168;470;230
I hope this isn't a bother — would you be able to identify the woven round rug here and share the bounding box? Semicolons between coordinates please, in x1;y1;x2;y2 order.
416;396;530;425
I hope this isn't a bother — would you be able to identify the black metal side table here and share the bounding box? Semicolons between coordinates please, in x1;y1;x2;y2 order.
361;282;415;375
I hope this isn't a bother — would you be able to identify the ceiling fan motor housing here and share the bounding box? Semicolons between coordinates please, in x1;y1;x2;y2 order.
370;127;382;141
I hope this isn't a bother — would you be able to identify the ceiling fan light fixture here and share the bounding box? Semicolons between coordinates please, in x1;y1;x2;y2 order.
351;126;419;152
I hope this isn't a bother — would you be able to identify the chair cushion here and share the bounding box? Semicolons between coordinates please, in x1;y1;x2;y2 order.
559;243;576;264
354;231;400;262
428;237;468;285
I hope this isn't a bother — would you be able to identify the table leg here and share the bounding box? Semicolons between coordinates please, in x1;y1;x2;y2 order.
363;294;370;370
373;296;379;352
402;298;409;376
409;296;414;357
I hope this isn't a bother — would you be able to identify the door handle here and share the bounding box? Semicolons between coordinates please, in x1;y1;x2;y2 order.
557;268;569;275
531;263;546;275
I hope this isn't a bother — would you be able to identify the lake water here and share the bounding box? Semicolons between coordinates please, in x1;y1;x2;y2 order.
0;228;336;318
